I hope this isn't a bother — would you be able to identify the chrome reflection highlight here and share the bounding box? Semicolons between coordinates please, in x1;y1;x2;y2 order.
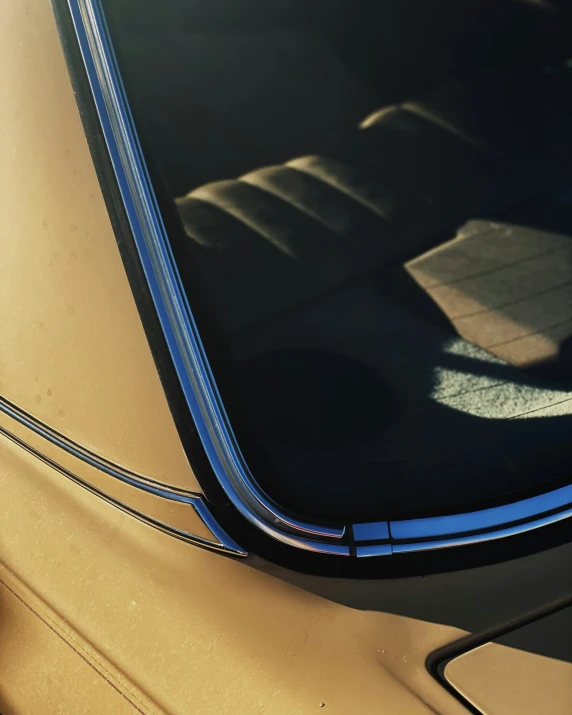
356;544;392;558
391;484;572;541
66;0;346;554
390;481;572;552
65;0;572;560
353;521;390;542
391;506;572;554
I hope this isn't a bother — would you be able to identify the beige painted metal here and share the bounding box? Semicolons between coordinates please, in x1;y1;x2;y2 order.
0;430;436;715
0;559;158;715
0;398;215;544
445;607;572;714
1;1;571;714
4;423;572;714
0;0;198;491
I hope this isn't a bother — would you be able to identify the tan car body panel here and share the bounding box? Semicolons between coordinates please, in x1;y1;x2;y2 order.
0;1;571;713
0;0;198;492
445;606;572;715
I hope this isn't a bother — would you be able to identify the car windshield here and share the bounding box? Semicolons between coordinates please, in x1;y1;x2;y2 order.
101;0;572;525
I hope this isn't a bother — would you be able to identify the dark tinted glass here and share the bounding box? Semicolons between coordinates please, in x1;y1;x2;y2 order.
102;0;572;522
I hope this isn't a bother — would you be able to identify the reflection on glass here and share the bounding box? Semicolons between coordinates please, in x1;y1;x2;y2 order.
101;0;572;523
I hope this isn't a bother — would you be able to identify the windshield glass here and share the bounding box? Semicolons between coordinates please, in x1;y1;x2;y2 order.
101;0;572;524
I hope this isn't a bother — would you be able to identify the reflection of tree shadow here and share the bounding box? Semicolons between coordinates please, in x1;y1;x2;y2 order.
374;197;572;513
368;261;572;516
243;248;572;519
528;334;572;381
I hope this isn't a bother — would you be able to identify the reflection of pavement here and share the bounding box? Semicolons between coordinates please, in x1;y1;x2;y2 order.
234;201;572;518
407;207;572;370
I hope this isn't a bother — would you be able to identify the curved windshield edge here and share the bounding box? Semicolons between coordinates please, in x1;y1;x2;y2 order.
65;0;572;561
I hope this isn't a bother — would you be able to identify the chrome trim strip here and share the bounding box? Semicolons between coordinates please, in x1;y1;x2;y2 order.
392;505;572;554
356;544;392;558
0;424;246;557
353;521;390;542
66;0;345;552
0;396;199;501
390;483;572;542
63;0;572;560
